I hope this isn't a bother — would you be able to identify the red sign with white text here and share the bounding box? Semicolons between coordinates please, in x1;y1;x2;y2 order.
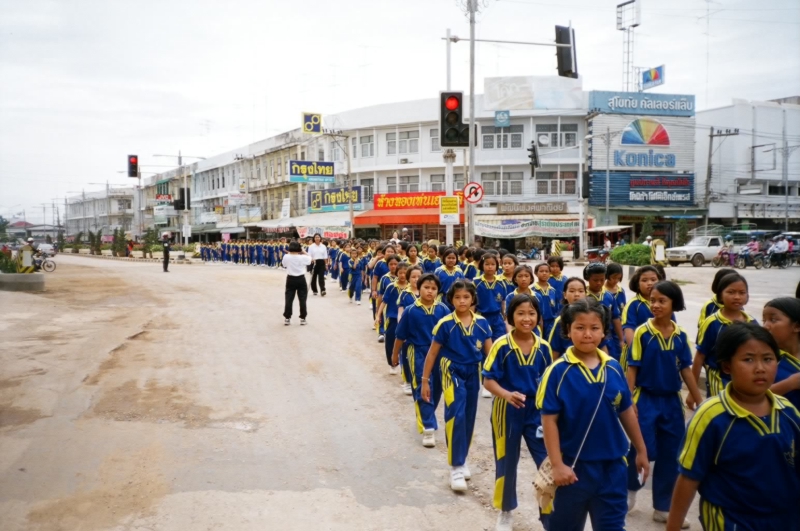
373;191;464;210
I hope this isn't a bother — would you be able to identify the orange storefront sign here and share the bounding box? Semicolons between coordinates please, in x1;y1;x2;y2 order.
373;191;465;210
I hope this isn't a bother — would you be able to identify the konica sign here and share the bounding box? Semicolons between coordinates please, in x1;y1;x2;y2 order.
588;114;695;173
588;91;695;117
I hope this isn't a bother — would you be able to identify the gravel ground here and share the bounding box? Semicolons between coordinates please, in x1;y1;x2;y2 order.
0;255;797;531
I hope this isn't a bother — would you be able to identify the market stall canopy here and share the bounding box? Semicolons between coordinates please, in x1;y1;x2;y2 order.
256;211;352;229
585;225;632;233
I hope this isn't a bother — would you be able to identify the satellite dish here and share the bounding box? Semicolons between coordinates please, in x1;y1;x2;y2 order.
538;134;551;147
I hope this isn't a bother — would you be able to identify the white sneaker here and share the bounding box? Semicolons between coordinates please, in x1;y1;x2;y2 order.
378;334;385;343
459;464;471;480
300;319;307;326
349;299;353;304
653;510;690;528
389;365;400;375
450;468;467;492
627;490;637;513
422;429;435;448
403;382;413;395
482;386;492;398
496;511;513;531
357;301;361;306
284;319;290;325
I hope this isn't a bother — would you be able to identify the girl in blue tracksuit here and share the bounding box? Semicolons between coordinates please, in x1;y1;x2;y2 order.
697;268;735;328
625;281;703;525
421;280;493;493
484;294;552;531
533;263;558;340
547;277;587;358
474;253;509;342
376;262;409;373
621;265;665;371
347;249;367;303
393;272;450;447
338;244;351;292
435;248;464;311
537;298;649;531
766;297;800;411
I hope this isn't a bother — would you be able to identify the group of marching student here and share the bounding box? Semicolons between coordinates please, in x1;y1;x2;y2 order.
198;239;292;267
345;239;800;531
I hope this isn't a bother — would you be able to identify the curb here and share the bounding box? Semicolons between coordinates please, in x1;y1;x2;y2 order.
62;254;194;265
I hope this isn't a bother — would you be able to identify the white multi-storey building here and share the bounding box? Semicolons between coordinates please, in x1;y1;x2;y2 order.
66;187;134;237
696;96;800;231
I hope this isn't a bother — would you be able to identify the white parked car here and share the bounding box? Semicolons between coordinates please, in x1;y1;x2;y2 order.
34;243;56;256
666;236;723;267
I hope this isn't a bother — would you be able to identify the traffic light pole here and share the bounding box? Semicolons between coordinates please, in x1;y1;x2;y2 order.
467;0;476;247
444;149;456;246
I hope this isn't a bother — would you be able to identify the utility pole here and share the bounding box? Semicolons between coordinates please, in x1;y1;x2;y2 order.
703;127;739;227
467;0;476;246
605;126;611;225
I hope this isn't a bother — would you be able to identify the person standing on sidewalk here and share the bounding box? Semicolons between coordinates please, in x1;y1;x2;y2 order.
308;233;329;297
162;234;171;273
282;241;312;325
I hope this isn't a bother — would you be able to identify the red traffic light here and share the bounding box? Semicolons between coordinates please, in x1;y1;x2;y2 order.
445;96;460;111
130;156;137;164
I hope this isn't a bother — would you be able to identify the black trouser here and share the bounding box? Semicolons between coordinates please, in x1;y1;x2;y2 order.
284;275;308;319
163;253;169;272
311;259;326;294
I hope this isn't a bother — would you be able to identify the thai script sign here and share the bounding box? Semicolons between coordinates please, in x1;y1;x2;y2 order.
297;226;350;239
475;217;580;238
288;160;335;183
588;91;694;117
589;173;695;207
497;202;568;215
308;186;363;213
374;191;465;210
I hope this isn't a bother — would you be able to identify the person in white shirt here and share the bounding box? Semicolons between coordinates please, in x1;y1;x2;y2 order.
282;241;312;325
307;233;329;297
644;235;653;247
603;236;612;251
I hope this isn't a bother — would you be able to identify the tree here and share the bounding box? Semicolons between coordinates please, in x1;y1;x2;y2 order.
676;218;689;246
46;234;53;244
57;231;65;252
0;215;9;240
638;216;655;243
71;232;84;253
142;228;158;258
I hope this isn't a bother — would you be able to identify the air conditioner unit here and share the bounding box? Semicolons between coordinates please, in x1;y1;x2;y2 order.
399;158;409;164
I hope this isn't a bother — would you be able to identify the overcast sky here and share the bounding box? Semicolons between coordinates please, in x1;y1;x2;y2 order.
1;0;798;223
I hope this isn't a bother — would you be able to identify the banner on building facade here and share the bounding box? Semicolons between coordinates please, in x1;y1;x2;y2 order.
297;226;350;239
308;186;363;212
588;173;695;207
216;214;238;229
474;216;581;238
238;207;262;223
374;191;464;210
227;193;248;206
588;90;694;117
154;204;175;225
288;160;335;183
199;212;219;224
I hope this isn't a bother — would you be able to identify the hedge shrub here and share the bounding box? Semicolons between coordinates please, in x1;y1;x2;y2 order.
610;244;651;266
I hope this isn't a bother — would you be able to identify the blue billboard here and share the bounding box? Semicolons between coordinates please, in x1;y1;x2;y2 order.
588;91;694;117
288;160;335;183
308;186;363;213
588;173;695;207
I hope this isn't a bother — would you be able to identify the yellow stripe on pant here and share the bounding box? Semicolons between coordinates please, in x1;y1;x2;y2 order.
440;357;455;466
491;397;508;510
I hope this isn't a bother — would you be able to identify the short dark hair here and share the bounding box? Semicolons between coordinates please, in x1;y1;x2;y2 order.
534;262;550;274
651;280;686;312
583;262;607;280
561;277;587;305
447;279;477;305
288;241;302;252
406;265;423;280
547;256;564;269
506;293;541;328
399;241;410;252
711;268;736;293
417;273;441;292
512;264;534;283
716;322;779;367
605;263;623;280
441;247;458;261
560;298;608;338
472;248;485;262
714;273;748;299
478;252;500;272
501;253;519;266
385;255;400;265
628;265;663;293
396;262;409;274
438;245;448;257
764;297;800;325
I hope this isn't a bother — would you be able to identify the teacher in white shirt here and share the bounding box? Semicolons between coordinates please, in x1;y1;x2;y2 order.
282;241;312;325
307;233;329;297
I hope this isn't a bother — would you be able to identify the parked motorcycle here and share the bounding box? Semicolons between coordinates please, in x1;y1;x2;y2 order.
585;248;610;264
734;248;763;270
515;248;542;261
764;250;789;269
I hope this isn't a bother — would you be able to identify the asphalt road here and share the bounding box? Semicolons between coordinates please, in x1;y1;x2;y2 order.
0;255;797;531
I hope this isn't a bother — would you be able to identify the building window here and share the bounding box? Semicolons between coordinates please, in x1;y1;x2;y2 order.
351;137;358;159
482;125;524;150
332;145;343;162
360;135;375;158
222;176;225;188
387;133;397;155
430;173;465;192
562;124;578;147
535;171;577;195
536;123;578;148
768;185;788;196
431;128;441;152
481;172;523;196
387;176;396;193
400;131;419;154
360;178;374;201
318;149;325;161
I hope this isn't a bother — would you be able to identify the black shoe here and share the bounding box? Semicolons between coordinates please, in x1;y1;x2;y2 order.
321;291;326;297
312;292;318;296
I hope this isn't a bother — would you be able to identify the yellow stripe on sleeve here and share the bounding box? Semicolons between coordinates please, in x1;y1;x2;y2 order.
630;324;648;362
678;398;726;470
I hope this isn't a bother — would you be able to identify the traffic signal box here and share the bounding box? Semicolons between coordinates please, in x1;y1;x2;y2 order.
440;92;472;148
127;155;139;177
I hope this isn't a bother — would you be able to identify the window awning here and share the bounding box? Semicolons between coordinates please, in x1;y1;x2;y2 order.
355;209;464;226
256;211;352;229
220;227;245;235
586;225;632;233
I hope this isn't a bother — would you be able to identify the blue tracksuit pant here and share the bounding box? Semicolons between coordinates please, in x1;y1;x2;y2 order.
483;312;508;343
491;397;549;529
440;357;480;467
626;390;684;512
349;273;363;301
340;269;350;291
551;458;627;531
409;343;440;432
383;318;397;367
